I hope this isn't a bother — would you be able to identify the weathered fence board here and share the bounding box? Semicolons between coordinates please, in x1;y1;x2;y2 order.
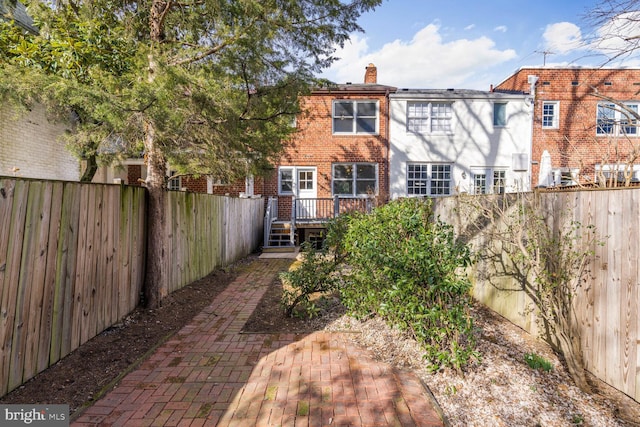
0;178;262;396
433;189;640;402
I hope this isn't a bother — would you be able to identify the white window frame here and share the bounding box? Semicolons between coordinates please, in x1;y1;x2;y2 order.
493;102;508;127
542;101;560;129
332;163;378;197
471;168;507;195
595;164;640;184
278;167;295;195
407;102;453;134
406;163;429;196
406;163;452;197
332;100;379;135
278;166;318;195
167;170;182;191
596;102;640;136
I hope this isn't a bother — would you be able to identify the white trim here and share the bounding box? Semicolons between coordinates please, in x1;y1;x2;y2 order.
542;101;560;129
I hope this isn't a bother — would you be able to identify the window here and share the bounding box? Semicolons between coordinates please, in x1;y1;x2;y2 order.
298;170;313;190
597;102;640;135
407;102;453;133
471;168;507;194
493;170;506;194
279;168;294;194
332;163;377;196
473;172;487;195
595;164;640;184
542;101;559;129
333;100;378;134
407;164;429;195
406;163;452;196
167;170;181;191
430;164;451;195
493;102;507;127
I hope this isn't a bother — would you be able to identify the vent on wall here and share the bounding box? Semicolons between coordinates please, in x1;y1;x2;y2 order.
604;81;612;86
542;81;551;86
571;81;579;86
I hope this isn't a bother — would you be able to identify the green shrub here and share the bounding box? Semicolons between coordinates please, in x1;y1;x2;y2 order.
280;242;340;318
340;198;477;372
280;214;355;318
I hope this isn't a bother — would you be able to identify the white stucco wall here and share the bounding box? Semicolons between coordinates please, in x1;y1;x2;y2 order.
389;90;533;199
0;104;81;181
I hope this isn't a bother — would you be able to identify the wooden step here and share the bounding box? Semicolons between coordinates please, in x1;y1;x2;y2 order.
262;246;296;253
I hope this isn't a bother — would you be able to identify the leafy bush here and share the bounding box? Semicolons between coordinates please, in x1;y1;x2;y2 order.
280;214;354;318
280;242;339;318
339;198;477;372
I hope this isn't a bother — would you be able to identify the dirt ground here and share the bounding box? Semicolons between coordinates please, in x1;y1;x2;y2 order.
2;254;639;426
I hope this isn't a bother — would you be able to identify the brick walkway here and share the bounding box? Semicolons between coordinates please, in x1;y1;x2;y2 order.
72;258;445;427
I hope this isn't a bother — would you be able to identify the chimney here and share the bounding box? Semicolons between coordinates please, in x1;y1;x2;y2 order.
364;63;377;84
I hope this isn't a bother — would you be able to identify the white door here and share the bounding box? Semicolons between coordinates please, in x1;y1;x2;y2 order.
296;168;316;219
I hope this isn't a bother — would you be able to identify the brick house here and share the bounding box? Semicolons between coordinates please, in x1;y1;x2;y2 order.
262;64;396;246
123;160;258;196
495;67;640;187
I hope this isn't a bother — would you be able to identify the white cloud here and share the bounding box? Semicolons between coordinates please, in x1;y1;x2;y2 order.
464;24;475;31
494;25;508;33
321;24;517;89
543;22;583;55
591;11;640;61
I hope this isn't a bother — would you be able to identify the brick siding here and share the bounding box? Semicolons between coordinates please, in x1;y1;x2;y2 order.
496;68;640;186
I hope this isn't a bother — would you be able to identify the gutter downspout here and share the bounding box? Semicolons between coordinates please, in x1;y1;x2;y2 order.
385;88;391;202
527;75;539;189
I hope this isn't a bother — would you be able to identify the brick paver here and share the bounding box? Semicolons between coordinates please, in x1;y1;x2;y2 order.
72;258;445;427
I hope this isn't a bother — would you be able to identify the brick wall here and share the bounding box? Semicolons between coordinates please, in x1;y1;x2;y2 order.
0;104;81;181
496;68;640;186
264;87;391;218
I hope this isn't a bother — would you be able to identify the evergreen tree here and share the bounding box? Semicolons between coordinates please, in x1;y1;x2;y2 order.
0;0;382;307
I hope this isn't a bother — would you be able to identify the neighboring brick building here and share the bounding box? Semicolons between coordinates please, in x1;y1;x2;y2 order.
264;64;395;219
495;67;640;187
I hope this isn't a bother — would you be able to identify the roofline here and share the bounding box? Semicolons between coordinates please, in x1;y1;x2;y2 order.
495;65;640;88
389;90;527;100
311;84;397;95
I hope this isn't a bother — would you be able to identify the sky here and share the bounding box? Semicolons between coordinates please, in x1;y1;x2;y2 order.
320;0;640;90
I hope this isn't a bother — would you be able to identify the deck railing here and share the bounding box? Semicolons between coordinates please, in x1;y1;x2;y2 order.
293;196;374;222
263;196;278;246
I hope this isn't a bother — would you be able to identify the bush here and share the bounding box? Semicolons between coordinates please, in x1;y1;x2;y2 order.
340;198;477;372
280;242;339;318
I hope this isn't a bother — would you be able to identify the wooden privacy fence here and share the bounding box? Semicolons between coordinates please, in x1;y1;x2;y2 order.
164;191;264;294
0;178;264;396
433;189;640;403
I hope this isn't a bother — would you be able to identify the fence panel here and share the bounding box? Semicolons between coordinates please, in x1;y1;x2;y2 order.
0;179;146;395
433;189;640;402
164;193;263;294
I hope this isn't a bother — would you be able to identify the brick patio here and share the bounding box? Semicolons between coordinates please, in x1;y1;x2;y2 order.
72;258;445;427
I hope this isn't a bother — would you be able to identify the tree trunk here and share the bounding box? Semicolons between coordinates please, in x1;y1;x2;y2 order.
143;2;167;308
555;320;591;393
143;122;166;308
80;154;98;182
